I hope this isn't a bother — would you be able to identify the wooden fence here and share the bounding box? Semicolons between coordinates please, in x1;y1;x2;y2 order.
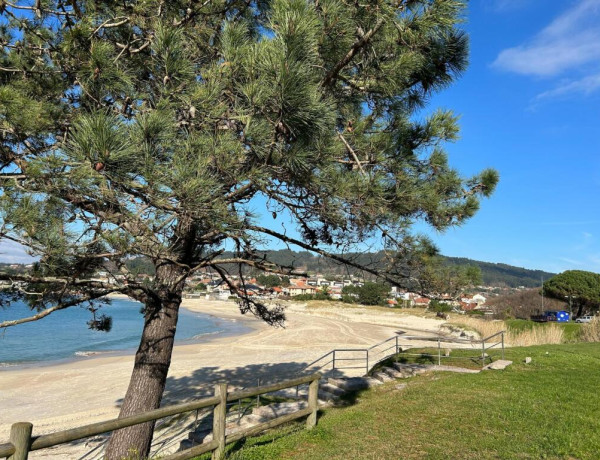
0;373;321;460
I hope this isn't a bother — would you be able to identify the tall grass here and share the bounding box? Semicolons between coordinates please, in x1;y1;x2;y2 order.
449;316;564;346
507;324;564;346
580;318;600;342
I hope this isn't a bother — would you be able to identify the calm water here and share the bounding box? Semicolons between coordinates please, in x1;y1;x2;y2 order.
0;299;249;367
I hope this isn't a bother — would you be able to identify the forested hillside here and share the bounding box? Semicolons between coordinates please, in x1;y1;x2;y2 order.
444;257;555;288
119;250;554;288
120;251;553;288
247;251;555;288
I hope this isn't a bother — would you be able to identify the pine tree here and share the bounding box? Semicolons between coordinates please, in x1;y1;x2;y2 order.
0;0;497;457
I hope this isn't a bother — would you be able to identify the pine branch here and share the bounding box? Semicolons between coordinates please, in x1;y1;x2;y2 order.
212;264;285;326
248;225;408;286
321;17;386;88
208;258;307;277
338;133;367;175
0;273;120;289
91;17;130;36
0;289;121;329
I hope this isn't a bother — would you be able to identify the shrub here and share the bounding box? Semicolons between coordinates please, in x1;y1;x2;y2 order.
293;292;332;301
430;300;452;312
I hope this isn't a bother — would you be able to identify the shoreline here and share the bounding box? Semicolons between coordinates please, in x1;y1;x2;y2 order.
0;296;260;372
0;299;444;458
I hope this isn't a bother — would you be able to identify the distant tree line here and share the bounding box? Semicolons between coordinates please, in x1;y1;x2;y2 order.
444;257;555;288
486;289;566;319
116;252;555;289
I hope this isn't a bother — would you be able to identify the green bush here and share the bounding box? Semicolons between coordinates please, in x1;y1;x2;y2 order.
342;282;389;306
292;292;331;301
430;300;452;312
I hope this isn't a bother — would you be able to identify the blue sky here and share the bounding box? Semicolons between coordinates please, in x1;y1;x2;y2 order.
419;0;600;274
1;0;599;275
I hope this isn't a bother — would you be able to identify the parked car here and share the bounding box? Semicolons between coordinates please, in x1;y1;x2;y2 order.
575;316;594;323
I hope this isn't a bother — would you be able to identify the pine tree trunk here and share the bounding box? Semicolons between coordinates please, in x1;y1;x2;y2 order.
105;271;184;459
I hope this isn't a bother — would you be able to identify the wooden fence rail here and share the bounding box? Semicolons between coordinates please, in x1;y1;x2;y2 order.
0;373;321;460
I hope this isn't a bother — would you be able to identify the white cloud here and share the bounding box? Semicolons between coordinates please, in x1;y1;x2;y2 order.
493;0;600;77
486;0;534;13
534;72;600;101
558;257;585;266
0;240;37;264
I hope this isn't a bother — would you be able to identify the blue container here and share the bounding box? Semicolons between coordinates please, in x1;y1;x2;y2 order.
556;311;570;322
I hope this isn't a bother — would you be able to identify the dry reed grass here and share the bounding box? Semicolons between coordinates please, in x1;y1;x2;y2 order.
580;317;600;342
449;316;564;346
507;324;564;346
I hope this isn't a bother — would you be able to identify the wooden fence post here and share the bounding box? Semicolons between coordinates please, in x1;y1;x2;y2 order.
306;375;320;429
212;383;227;460
8;422;32;460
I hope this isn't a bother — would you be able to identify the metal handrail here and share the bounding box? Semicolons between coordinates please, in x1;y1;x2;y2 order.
368;336;398;350
299;329;506;378
482;330;505;341
303;351;334;370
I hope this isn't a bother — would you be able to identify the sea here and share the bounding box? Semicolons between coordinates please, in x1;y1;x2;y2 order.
0;298;250;368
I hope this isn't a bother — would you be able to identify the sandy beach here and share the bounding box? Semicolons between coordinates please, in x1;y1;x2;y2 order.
0;298;445;458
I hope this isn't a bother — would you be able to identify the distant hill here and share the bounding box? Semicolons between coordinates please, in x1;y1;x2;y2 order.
443;257;555;288
119;251;555;289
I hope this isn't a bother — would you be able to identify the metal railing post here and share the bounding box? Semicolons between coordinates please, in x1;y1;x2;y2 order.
481;337;486;369
256;378;261;408
501;331;505;360
332;350;336;376
395;335;399;355
8;422;32;460
437;338;441;366
365;349;369;375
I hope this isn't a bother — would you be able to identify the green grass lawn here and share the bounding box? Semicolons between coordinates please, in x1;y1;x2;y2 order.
506;319;582;341
198;342;600;460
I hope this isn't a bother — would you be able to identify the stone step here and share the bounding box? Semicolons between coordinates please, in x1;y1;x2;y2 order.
319;382;347;397
363;376;384;386
242;413;268;425
318;389;341;401
327;377;373;392
381;366;404;379
483;360;513;370
271;387;307;399
372;371;394;383
252;401;308;418
391;363;419;377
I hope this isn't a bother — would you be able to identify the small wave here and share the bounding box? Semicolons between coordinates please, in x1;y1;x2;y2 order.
191;330;224;340
0;362;18;368
74;351;105;357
